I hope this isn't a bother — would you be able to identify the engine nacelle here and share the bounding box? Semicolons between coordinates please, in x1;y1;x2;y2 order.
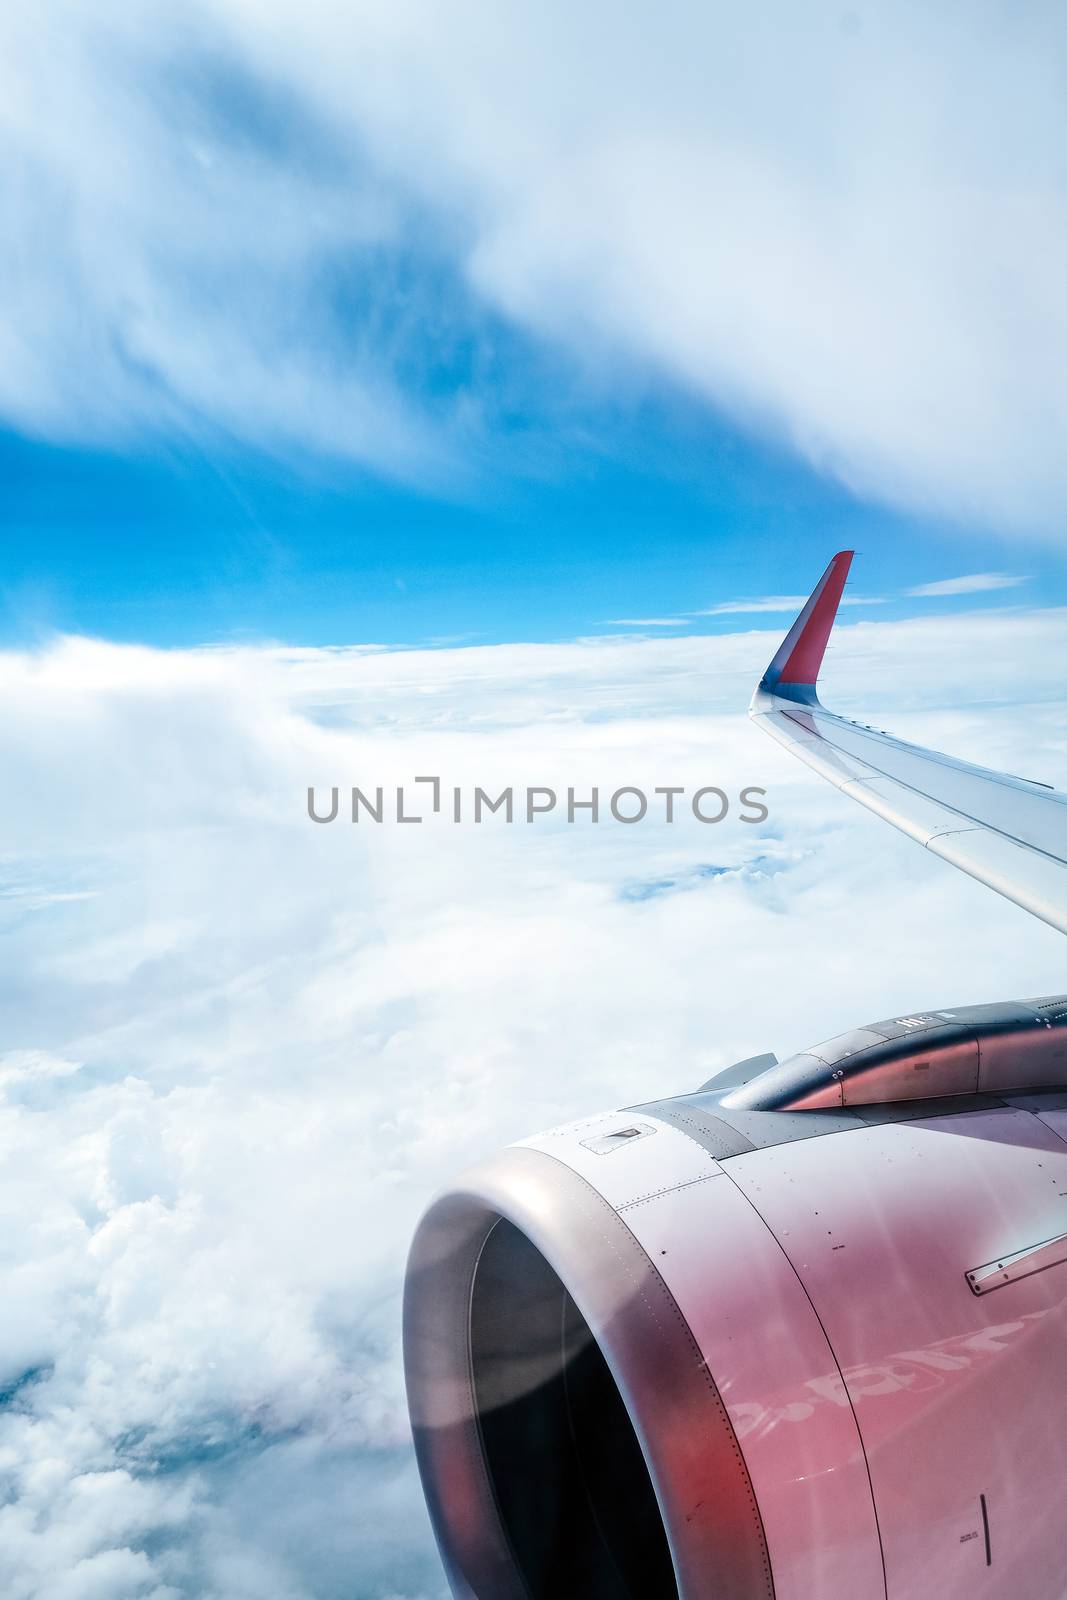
405;1001;1067;1599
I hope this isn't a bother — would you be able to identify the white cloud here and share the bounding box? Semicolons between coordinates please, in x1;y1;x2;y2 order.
2;5;1067;527
0;610;1065;1594
907;572;1028;597
0;6;460;485
601;616;689;627
696;593;884;615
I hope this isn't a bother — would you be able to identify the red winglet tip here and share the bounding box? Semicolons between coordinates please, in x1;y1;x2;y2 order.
761;550;854;697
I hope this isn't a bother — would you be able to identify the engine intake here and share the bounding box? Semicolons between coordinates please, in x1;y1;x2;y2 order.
403;1147;774;1600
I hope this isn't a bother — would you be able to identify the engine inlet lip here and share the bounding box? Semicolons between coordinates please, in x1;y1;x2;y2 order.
403;1145;775;1600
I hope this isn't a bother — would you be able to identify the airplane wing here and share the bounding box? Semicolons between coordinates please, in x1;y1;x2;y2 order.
750;550;1067;935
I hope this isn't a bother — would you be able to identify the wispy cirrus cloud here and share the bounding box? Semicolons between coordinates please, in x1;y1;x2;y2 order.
602;616;689;627
695;594;885;616
635;574;1028;627
605;595;885;630
907;573;1028;597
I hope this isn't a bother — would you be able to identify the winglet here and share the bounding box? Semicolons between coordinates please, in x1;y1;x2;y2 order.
755;550;854;706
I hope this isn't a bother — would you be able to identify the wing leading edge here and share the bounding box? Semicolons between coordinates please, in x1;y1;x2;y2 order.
750;552;1067;935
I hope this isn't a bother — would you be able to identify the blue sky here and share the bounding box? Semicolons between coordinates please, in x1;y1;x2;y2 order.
2;3;1066;650
1;375;1057;650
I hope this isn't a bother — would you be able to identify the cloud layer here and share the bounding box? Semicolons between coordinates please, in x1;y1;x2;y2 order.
3;3;1067;529
0;610;1065;1596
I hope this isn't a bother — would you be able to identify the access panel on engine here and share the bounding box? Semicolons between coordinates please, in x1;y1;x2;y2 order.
724;1107;1067;1600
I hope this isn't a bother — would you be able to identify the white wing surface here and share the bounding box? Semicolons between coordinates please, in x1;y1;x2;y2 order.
751;551;1067;934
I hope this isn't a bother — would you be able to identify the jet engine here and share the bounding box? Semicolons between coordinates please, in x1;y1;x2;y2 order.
404;995;1067;1599
405;554;1067;1598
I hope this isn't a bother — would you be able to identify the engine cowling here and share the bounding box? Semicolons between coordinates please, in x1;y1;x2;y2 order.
405;1005;1067;1600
